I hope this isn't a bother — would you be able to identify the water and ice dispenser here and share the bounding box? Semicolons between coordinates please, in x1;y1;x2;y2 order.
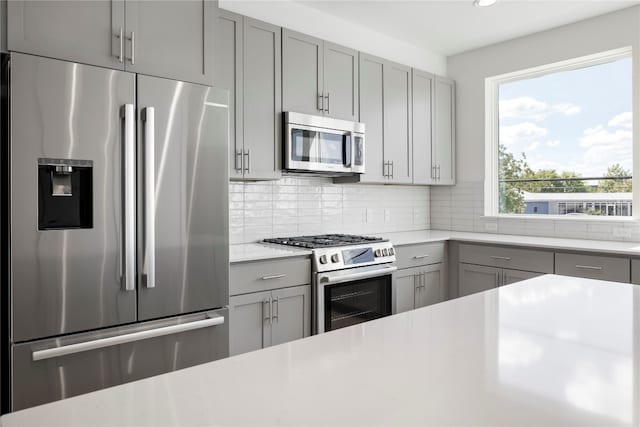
37;158;93;230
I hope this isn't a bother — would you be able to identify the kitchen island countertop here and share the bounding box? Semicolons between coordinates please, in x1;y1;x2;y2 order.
2;274;639;426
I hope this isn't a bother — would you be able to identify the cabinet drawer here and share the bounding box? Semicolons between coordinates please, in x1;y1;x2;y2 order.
459;244;553;273
395;242;445;269
230;257;311;296
555;253;630;283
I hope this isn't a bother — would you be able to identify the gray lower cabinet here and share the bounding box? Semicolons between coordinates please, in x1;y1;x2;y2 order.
282;28;358;121
555;252;630;283
7;0;125;70
632;259;640;285
502;269;542;286
458;263;501;297
432;76;456;185
229;285;310;356
8;0;214;84
393;264;445;314
215;12;281;180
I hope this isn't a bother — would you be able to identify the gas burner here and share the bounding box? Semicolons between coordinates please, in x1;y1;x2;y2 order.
264;234;387;249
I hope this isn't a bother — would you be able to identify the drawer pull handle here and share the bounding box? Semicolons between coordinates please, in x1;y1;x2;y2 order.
413;255;430;259
575;265;603;271
490;256;511;261
261;274;287;280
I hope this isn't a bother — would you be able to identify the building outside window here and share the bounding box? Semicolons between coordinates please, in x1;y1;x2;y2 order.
485;48;633;218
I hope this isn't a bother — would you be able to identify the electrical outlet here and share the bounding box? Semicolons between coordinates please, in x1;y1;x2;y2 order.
613;227;631;238
484;221;498;232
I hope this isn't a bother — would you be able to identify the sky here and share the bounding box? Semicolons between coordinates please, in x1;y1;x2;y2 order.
499;56;632;178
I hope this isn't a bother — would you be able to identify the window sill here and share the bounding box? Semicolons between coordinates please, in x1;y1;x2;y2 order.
483;214;639;222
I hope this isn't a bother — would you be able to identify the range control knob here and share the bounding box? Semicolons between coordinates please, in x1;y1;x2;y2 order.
374;249;382;257
388;248;395;256
331;254;340;263
319;255;328;264
382;248;389;257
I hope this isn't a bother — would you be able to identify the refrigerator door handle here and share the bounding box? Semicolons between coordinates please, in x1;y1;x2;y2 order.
142;107;156;289
122;104;136;292
32;314;225;361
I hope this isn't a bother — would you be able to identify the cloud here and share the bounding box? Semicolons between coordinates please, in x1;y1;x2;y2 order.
526;141;540;151
579;125;631;148
500;122;548;146
570;122;633;175
546;140;561;147
499;96;582;122
608;112;632;129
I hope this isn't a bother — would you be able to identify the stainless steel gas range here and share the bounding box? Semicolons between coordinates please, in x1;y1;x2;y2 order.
264;235;396;334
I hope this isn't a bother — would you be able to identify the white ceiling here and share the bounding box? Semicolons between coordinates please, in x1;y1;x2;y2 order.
296;0;640;56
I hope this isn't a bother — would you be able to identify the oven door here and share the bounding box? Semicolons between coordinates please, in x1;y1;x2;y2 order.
285;122;362;174
314;265;397;334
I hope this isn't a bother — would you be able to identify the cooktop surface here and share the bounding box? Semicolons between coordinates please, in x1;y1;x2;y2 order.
263;234;387;249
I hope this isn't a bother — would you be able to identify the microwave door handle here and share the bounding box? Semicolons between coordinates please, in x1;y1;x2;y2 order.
345;131;353;167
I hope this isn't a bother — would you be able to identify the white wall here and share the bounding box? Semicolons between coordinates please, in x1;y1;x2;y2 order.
431;6;640;242
219;0;446;76
230;178;430;244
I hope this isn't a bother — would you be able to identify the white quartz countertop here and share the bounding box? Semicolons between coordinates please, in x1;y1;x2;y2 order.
229;242;311;263
3;275;639;426
230;230;640;263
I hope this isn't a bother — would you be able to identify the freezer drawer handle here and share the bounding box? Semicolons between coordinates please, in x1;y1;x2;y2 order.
142;107;156;288
32;315;225;362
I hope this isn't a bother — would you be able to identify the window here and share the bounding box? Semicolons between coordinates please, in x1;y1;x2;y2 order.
485;48;634;218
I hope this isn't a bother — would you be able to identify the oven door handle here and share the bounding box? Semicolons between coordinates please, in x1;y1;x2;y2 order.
318;266;397;285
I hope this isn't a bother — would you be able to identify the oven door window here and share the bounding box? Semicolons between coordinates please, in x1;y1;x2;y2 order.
291;128;350;166
324;275;392;332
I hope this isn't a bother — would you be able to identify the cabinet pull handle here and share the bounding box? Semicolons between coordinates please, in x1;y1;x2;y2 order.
575;265;603;271
422;273;426;289
496;272;501;286
261;274;286;280
115;27;123;63
318;93;324;112
263;300;270;322
243;149;250;173
273;297;279;321
390;161;394;179
414;274;419;292
235;150;243;172
437;165;441;180
431;165;436;180
325;93;330;114
127;31;135;65
490;256;511;261
413;254;430;259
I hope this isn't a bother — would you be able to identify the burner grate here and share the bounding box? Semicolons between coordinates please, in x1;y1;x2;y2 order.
264;234;387;249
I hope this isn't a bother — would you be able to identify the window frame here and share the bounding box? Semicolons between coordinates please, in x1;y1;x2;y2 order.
484;46;636;220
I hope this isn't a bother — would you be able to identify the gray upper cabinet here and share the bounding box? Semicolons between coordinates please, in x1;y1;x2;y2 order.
7;0;125;70
433;76;456;185
383;61;412;184
214;10;243;179
124;0;214;85
358;53;386;183
323;42;359;121
215;12;281;181
412;69;435;185
282;29;323;116
242;17;282;180
8;0;214;84
282;29;358;120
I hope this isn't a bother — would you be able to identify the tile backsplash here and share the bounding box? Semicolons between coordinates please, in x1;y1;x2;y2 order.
230;177;430;244
431;180;640;242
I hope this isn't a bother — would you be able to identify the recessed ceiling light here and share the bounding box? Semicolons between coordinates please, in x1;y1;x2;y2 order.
474;0;497;7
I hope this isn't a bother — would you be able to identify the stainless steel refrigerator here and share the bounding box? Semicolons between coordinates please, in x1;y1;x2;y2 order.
1;52;229;411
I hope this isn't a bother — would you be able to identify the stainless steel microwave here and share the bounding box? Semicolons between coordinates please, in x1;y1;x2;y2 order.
284;112;365;174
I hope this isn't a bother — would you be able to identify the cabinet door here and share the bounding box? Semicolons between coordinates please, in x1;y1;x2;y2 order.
243;17;282;180
214;10;243;179
124;0;214;85
502;269;542;286
458;263;500;297
7;0;124;70
632;260;640;285
433;76;455;185
229;291;272;356
358;54;386;183
411;69;435;185
383;61;412;184
282;29;323;115
416;264;445;308
271;285;311;347
323;42;359;121
392;267;421;314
